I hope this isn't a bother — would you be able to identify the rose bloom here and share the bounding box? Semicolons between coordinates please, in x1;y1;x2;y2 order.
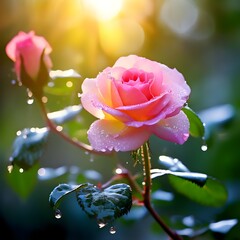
6;31;52;81
81;55;191;152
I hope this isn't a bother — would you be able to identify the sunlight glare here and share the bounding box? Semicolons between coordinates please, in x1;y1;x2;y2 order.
83;0;123;21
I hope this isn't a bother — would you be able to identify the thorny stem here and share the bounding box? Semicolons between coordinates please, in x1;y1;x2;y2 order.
38;100;112;156
141;142;183;240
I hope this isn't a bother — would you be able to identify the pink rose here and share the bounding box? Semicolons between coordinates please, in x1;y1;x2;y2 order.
81;55;191;152
6;31;52;82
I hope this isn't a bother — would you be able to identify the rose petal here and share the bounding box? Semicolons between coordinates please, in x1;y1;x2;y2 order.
116;93;171;123
81;78;105;119
96;69;123;107
88;119;151;152
116;83;148;105
152;110;190;144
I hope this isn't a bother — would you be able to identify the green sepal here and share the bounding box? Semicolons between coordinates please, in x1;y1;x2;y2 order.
183;105;205;138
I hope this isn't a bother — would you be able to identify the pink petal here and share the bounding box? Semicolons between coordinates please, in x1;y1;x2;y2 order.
81;78;105;119
152;110;190;144
116;83;148;105
116;93;171;123
87;119;151;152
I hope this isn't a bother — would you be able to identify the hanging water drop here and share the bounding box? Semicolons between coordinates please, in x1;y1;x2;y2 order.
27;98;34;105
55;209;62;219
109;226;116;234
19;168;24;173
7;164;14;173
201;144;208;152
89;154;94;163
98;222;106;228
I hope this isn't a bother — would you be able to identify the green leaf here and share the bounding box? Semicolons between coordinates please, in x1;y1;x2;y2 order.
10;127;49;170
47;105;82;125
44;69;81;96
6;164;39;199
209;219;238;234
151;169;207;187
159;155;189;172
183;106;205;138
76;183;132;226
168;175;227;206
156;156;228;206
49;183;85;209
198;104;235;139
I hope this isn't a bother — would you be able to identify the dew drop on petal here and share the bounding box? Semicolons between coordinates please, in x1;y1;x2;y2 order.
55;209;62;219
109;226;116;234
115;168;122;174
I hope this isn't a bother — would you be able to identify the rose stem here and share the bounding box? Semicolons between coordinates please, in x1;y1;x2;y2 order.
38;99;112;156
141;142;182;240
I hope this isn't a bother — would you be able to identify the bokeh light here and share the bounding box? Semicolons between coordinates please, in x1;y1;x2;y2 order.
82;0;123;21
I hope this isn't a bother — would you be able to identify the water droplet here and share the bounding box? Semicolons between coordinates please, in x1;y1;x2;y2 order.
19;168;24;173
89;154;94;163
56;126;63;132
55;209;62;219
98;222;106;228
48;82;55;87
41;96;48;103
7;164;14;173
27;98;34;105
16;130;22;136
201;144;208;152
109;226;116;234
66;81;73;88
85;151;89;155
115;168;122;174
11;79;17;85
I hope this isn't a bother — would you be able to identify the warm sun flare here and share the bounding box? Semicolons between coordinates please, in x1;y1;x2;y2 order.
83;0;123;21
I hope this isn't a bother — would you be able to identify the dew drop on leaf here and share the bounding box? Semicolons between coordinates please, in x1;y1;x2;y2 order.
55;209;62;219
98;222;106;229
109;226;116;234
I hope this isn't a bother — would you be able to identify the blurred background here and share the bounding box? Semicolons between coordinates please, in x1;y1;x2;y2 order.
0;0;240;239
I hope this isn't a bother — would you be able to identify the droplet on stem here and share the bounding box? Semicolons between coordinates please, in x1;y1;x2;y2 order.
7;164;14;173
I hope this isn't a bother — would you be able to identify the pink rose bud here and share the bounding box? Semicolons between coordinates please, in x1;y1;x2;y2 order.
6;31;52;97
81;55;191;152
